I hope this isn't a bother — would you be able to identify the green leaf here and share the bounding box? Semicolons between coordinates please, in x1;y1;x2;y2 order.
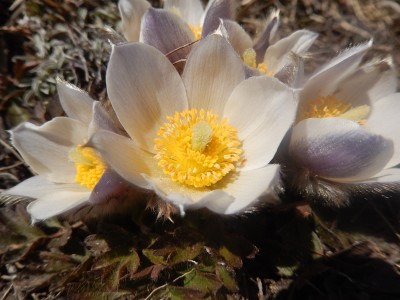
94;248;140;290
183;270;222;293
142;234;204;266
167;286;208;300
216;265;238;292
218;246;242;268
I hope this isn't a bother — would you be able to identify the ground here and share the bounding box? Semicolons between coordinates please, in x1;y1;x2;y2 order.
0;0;400;299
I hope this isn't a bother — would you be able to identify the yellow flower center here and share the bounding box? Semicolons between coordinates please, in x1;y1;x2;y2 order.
69;146;106;190
154;108;242;188
188;23;202;39
242;48;273;75
298;95;370;124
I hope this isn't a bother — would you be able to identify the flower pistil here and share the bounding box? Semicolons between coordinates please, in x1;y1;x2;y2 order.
154;108;242;188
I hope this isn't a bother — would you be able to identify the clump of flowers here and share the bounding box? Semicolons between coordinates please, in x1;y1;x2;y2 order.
2;0;399;223
278;41;400;204
227;9;317;85
90;33;297;215
118;1;317;81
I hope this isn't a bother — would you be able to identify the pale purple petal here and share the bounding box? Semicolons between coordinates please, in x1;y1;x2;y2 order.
201;0;236;37
290;118;394;182
87;101;123;137
89;169;136;205
140;8;195;68
253;9;280;61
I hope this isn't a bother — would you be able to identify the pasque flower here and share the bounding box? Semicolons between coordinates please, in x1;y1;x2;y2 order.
281;41;400;203
226;10;317;85
90;34;297;215
118;0;235;69
119;1;316;82
3;81;133;221
119;0;234;41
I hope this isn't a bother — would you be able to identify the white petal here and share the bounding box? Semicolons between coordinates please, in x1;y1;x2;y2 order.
87;101;122;137
144;174;236;214
27;191;89;221
57;79;95;126
89;130;154;189
142;164;280;215
118;0;150;41
274;53;304;88
301;41;372;105
5;176;88;198
142;174;231;212
335;60;398;106
222;20;252;56
263;30;318;74
164;0;204;25
11;118;87;183
290;118;394;182
224;76;297;170
106;42;188;152
182;34;245;115
220;164;280;214
366;93;400;168
140;8;195;68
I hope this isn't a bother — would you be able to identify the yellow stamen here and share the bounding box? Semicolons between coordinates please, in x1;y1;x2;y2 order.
243;48;257;68
242;48;273;75
69;146;106;190
339;105;370;123
298;95;370;125
188;23;202;39
154;108;242;188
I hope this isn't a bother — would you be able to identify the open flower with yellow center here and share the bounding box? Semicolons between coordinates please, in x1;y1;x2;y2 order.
119;0;235;71
90;34;297;215
3;81;132;221
119;1;317;84
282;41;400;200
222;9;317;85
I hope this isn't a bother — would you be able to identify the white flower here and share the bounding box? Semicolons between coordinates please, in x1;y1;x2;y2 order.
287;41;400;191
3;81;128;221
119;1;317;84
119;0;234;41
90;34;297;215
118;0;235;72
226;9;317;84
